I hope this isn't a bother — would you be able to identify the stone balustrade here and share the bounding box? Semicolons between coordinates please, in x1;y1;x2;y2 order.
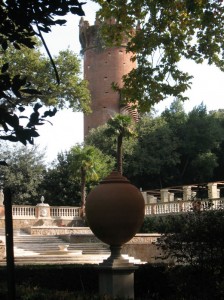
143;181;224;215
12;205;36;219
144;198;224;216
0;181;223;225
0;197;223;222
2;205;81;220
0;204;82;229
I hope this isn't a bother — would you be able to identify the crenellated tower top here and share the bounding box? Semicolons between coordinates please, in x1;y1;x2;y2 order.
79;17;132;53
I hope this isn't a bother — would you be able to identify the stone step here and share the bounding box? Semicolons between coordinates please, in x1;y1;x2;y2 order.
13;233;111;255
0;229;147;265
14;245;110;255
0;254;110;266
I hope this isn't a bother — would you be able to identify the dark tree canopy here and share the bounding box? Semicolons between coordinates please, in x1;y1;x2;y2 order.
0;144;46;204
86;102;224;189
0;1;85;50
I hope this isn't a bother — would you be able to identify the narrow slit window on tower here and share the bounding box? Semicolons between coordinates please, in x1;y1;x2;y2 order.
104;76;108;80
119;50;123;54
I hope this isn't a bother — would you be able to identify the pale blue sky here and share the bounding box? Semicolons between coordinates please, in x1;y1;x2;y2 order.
36;1;224;163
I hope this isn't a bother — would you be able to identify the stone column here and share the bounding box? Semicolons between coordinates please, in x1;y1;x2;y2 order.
183;186;192;201
160;189;169;202
208;183;220;199
168;193;174;202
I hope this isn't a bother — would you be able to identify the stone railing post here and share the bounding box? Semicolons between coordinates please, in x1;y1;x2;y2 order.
36;196;50;219
36;204;50;219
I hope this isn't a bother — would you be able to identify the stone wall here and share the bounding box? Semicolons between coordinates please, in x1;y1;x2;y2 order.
69;232;162;263
122;234;163;263
0;218;83;230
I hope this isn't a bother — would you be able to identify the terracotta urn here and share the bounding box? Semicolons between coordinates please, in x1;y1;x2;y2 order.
85;171;145;247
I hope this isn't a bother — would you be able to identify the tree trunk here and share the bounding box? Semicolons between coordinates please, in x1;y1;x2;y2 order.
80;167;86;218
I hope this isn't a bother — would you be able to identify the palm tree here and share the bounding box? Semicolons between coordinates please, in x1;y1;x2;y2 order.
106;114;135;175
69;144;114;216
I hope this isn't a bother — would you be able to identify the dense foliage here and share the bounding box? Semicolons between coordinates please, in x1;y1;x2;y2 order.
86;102;224;189
0;0;87;145
156;210;224;271
0;145;45;204
41;144;114;207
95;0;224;111
0;42;91;112
40;152;80;206
140;210;224;299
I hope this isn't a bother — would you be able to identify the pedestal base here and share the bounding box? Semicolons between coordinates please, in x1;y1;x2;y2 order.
99;266;136;299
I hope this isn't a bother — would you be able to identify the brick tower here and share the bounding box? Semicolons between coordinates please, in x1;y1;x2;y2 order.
79;18;137;137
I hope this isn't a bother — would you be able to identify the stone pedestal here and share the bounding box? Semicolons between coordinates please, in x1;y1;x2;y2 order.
36;203;50;218
98;245;137;299
99;266;136;299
